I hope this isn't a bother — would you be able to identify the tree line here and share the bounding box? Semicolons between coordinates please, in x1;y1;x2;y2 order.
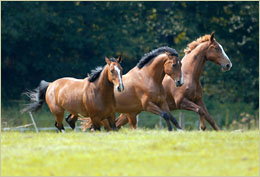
2;1;259;114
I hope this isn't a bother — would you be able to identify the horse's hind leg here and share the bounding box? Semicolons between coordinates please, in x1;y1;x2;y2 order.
199;117;206;131
115;113;129;129
180;98;219;131
126;113;138;129
197;100;219;131
65;114;78;130
53;111;65;133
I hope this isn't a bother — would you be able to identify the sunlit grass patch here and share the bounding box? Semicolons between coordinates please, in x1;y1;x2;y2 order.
1;129;259;176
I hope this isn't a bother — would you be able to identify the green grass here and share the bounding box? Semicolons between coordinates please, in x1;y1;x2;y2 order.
1;129;259;176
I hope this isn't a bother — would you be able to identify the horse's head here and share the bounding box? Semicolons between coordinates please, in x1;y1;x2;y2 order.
105;56;124;92
206;32;232;72
164;53;183;87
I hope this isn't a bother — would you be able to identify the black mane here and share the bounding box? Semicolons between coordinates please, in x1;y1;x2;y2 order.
88;58;117;82
88;66;104;82
136;46;178;69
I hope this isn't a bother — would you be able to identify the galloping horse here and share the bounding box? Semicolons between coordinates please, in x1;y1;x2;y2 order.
78;47;183;131
22;57;124;132
116;32;232;131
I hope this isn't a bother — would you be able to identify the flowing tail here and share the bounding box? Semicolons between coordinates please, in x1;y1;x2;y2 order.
21;80;50;113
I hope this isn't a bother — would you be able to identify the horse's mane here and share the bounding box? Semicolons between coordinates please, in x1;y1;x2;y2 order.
137;46;178;69
184;34;211;55
88;58;117;82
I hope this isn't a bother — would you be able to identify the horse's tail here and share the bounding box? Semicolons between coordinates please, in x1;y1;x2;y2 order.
21;80;50;114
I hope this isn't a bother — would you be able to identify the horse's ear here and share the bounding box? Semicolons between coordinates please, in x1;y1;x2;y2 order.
210;32;215;41
105;57;111;65
117;55;122;63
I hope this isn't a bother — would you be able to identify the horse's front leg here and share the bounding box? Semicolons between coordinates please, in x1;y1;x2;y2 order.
180;98;219;131
126;113;139;129
91;117;102;131
106;113;118;131
160;101;182;130
144;101;173;131
102;119;112;131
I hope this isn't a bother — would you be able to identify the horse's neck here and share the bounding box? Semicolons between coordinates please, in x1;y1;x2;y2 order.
143;56;166;85
97;66;114;98
182;43;208;82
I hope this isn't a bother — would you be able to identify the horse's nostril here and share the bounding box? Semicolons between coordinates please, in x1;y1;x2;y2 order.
176;80;182;87
226;64;230;68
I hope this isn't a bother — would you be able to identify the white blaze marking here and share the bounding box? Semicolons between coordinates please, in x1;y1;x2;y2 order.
180;72;184;85
179;61;184;84
219;44;231;63
114;66;123;89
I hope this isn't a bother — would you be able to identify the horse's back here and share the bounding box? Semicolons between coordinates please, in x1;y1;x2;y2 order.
47;77;85;95
45;77;86;115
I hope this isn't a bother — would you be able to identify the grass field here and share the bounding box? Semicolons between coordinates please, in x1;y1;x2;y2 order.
1;129;259;176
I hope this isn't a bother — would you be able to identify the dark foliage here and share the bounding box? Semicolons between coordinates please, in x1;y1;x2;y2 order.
1;1;259;111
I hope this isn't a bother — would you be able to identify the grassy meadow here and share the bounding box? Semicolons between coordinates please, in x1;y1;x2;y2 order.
1;129;259;176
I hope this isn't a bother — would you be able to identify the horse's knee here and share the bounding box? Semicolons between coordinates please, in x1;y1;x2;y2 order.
196;108;206;117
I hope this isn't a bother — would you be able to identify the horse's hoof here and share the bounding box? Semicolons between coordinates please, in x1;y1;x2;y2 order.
71;124;75;130
200;126;206;131
177;128;184;132
66;118;76;129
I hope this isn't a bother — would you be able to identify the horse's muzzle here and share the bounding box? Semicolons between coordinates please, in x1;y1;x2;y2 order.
221;63;232;72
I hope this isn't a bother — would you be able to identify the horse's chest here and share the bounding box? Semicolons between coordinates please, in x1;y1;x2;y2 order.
149;94;165;105
83;91;115;116
148;88;165;104
185;85;202;101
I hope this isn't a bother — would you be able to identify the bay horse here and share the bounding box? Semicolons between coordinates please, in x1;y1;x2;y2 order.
78;47;184;131
116;32;232;131
21;57;124;132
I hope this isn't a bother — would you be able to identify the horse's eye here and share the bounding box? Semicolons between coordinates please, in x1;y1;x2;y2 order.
215;47;220;51
172;63;176;67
